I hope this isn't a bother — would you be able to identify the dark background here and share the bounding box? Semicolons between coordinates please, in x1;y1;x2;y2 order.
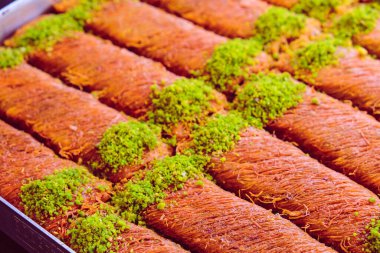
0;231;28;253
0;0;16;9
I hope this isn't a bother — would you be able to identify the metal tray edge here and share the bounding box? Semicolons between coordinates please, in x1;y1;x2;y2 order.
0;0;56;41
0;197;74;253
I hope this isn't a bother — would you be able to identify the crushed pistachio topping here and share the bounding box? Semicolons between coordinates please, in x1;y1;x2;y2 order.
190;112;248;156
292;0;343;21
0;0;105;69
233;73;305;127
365;219;380;253
311;97;320;105
0;47;27;69
65;0;106;25
112;155;207;224
332;5;379;39
20;167;97;220
369;197;377;203
203;38;263;92
68;210;129;253
292;39;341;80
98;121;159;172
255;7;307;44
10;14;83;50
148;78;214;129
374;3;380;11
10;0;106;49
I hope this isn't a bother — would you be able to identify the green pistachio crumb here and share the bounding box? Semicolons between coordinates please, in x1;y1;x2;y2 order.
196;180;204;187
0;47;27;69
203;38;263;92
68;211;129;253
354;211;359;217
355;46;369;57
98;121;159;172
190;112;248;156
292;39;341;81
332;5;379;39
3;0;105;68
11;0;106;50
292;0;344;21
112;155;207;224
233;73;305;127
365;218;380;252
255;7;307;44
66;0;106;25
156;202;166;210
20;167;94;220
369;197;377;203
97;184;107;192
163;136;177;147
148;78;214;130
311;97;320;105
374;3;380;12
11;14;83;50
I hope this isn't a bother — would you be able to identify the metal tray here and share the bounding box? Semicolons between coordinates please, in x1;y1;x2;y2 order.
0;197;74;253
0;1;74;252
0;0;54;41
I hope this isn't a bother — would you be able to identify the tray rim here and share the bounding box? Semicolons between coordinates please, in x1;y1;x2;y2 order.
0;0;56;41
0;196;74;253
